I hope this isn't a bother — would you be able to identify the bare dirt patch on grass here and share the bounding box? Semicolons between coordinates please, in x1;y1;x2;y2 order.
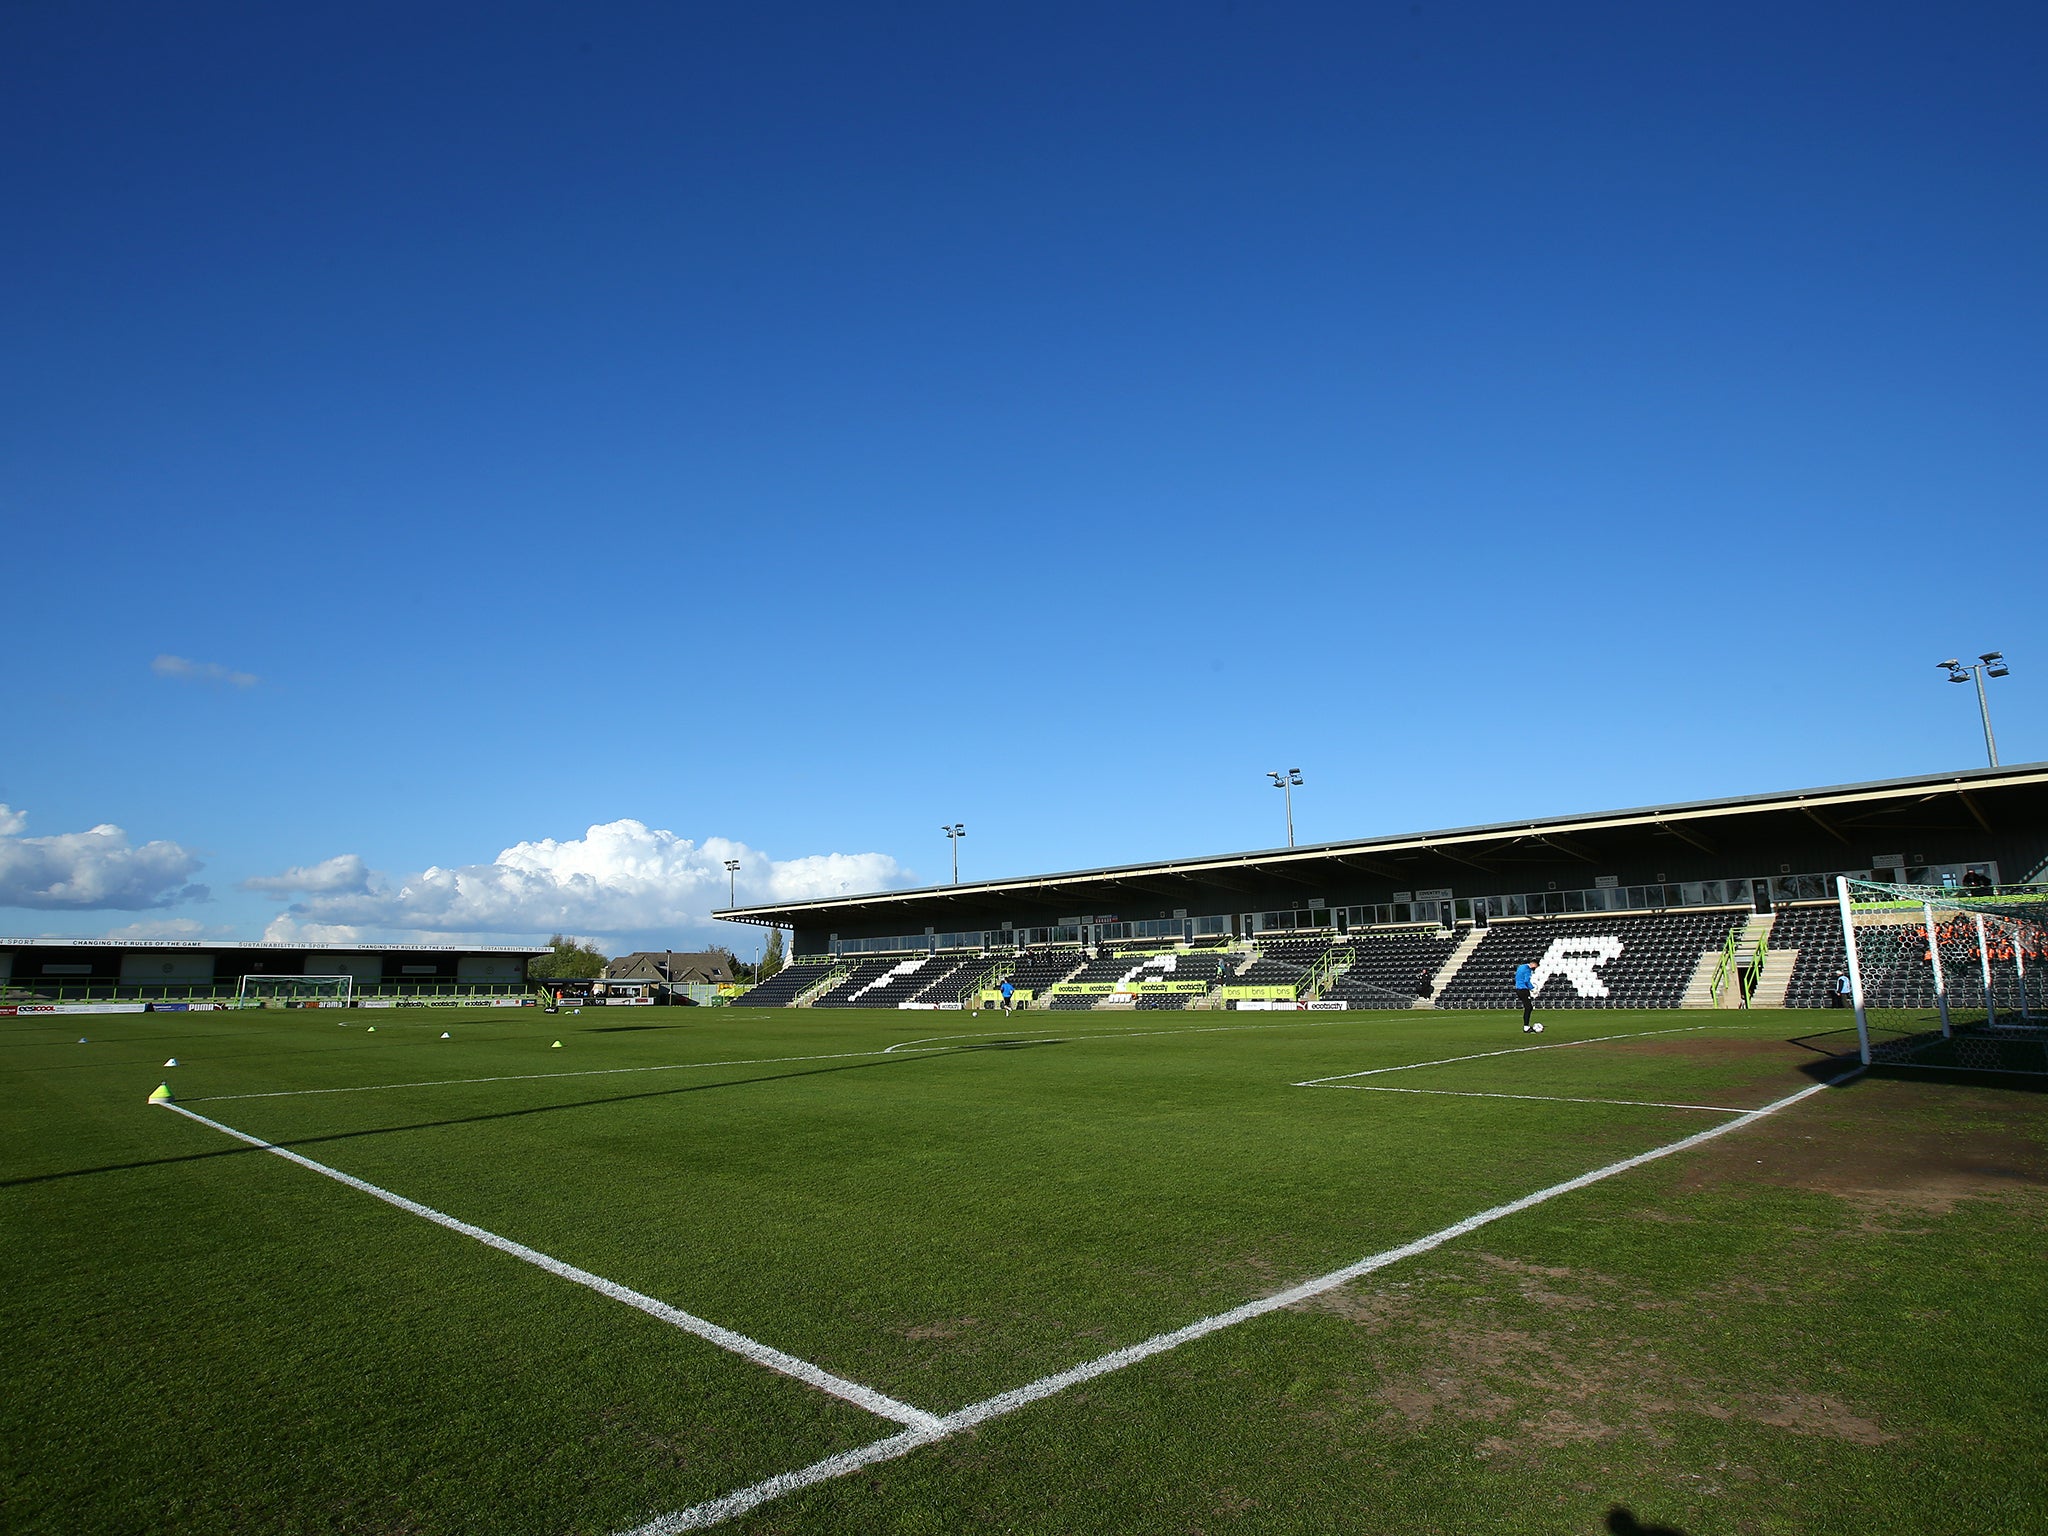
899;1316;980;1341
1295;1260;1899;1459
1284;1077;2044;1468
1668;1078;2048;1221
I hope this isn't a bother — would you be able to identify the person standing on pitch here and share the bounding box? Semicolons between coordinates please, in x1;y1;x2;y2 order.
1514;959;1537;1030
999;976;1016;1015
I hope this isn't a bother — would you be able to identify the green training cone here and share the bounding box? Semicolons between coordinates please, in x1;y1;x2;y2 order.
551;1040;563;1048
147;1083;174;1104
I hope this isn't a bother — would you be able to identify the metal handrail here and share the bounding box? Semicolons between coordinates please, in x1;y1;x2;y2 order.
1708;926;1740;1005
1740;925;1771;1006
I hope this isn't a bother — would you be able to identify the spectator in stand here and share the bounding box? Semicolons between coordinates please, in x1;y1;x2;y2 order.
1832;971;1852;1008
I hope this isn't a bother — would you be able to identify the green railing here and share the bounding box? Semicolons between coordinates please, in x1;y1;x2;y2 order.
954;958;1013;1007
1300;945;1353;1002
1740;925;1770;1007
1708;926;1741;1006
791;964;854;1007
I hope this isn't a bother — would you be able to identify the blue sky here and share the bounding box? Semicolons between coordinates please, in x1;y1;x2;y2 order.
4;1;2043;952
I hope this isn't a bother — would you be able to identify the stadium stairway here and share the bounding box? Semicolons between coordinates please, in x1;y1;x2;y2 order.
1682;943;1728;1009
736;960;841;1008
1684;912;1779;1009
1426;926;1489;999
1748;928;1798;1007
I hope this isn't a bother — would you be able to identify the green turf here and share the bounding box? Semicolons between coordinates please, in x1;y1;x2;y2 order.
4;1005;2043;1534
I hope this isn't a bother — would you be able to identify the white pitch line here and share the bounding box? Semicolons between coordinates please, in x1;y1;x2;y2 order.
1292;1025;1706;1086
151;1101;941;1432
1315;1084;1749;1113
881;1012;1396;1054
613;1064;1864;1534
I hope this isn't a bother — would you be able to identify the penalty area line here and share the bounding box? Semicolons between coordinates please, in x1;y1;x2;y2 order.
149;1101;941;1432
1312;1084;1749;1113
1292;1025;1708;1086
611;1062;1864;1534
881;1012;1394;1055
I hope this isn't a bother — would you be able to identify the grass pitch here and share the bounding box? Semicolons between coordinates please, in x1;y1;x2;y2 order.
4;1004;2044;1535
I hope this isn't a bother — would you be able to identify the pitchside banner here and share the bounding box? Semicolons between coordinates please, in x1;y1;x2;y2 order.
14;1002;152;1015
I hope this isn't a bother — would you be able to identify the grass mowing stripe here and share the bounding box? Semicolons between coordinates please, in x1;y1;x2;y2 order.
614;1064;1864;1535
1293;1024;1706;1084
1314;1084;1751;1112
190;1012;1404;1102
151;1101;943;1431
186;1045;953;1102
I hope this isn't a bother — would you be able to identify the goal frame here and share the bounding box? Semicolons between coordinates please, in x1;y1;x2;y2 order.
1837;875;2046;1072
235;973;356;1009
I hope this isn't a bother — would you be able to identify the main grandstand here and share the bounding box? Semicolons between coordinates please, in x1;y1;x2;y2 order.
716;763;2048;1014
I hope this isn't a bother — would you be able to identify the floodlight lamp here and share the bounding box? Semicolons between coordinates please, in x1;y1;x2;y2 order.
1938;659;1960;670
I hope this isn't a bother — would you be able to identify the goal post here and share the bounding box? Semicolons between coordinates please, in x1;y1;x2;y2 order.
1836;876;2047;1074
235;974;355;1009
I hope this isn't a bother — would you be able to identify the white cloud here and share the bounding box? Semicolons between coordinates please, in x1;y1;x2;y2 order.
241;854;371;895
247;819;908;939
100;917;235;941
260;915;368;946
0;806;208;910
152;654;259;688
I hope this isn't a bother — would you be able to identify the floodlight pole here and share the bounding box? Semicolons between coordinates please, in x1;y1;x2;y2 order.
1973;668;1999;767
1939;654;2006;766
1267;769;1303;847
943;823;965;883
724;858;740;907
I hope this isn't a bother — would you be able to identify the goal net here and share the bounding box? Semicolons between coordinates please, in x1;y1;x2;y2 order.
235;974;356;1009
1837;877;2048;1074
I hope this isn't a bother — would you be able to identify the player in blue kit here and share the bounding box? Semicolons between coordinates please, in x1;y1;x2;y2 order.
1514;960;1540;1032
